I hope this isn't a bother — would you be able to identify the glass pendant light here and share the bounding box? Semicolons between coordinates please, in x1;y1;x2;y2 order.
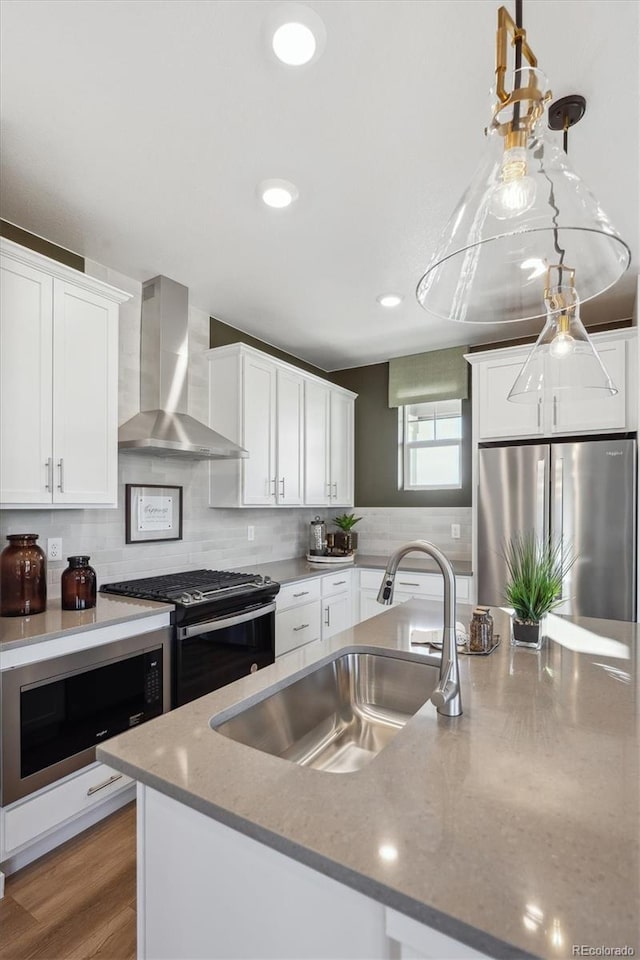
507;265;618;402
416;6;630;325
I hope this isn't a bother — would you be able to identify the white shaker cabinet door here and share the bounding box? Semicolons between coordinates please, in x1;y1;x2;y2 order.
51;280;118;505
477;354;542;441
329;389;354;506
304;379;330;505
0;259;53;505
552;340;627;434
242;354;276;505
321;593;351;640
276;368;303;505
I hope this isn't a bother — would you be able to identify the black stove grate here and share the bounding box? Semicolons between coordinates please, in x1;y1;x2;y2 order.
101;568;261;602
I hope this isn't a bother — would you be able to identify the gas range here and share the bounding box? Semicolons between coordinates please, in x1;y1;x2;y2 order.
101;569;281;707
101;568;280;626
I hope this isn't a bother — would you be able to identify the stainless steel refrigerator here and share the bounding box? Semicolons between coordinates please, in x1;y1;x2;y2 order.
478;437;637;621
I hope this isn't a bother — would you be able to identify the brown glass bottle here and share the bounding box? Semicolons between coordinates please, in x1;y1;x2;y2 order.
0;534;47;617
61;556;97;611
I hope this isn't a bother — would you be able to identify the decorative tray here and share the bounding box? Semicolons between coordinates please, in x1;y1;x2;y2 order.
459;635;501;656
305;554;356;564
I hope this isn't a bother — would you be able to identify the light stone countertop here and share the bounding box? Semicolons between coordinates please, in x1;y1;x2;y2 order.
240;553;473;584
98;600;639;960
0;595;173;650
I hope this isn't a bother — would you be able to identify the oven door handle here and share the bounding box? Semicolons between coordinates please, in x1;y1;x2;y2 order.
177;602;277;640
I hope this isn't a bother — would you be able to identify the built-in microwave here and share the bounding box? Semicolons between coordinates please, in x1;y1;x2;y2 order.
1;628;171;805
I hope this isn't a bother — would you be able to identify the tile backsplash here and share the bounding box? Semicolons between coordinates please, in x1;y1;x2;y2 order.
352;507;472;562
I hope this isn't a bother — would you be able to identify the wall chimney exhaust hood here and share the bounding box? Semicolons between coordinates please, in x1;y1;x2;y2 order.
118;276;248;460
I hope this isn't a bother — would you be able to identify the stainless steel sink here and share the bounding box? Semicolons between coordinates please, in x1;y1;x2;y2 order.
211;651;439;773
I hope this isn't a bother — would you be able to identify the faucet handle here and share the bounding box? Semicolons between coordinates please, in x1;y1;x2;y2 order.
431;660;456;709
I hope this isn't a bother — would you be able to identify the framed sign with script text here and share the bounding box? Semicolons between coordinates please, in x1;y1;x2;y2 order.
125;484;183;544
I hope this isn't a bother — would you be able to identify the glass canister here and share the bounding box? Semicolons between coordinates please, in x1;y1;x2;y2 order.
0;534;47;617
469;606;494;653
61;556;97;611
308;516;326;556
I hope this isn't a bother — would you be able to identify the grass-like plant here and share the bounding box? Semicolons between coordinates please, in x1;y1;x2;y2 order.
503;533;575;623
333;513;362;532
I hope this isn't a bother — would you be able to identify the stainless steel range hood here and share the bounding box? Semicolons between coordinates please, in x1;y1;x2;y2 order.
118;276;247;460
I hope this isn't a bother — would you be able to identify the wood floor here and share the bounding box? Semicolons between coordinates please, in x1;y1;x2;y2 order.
0;803;136;960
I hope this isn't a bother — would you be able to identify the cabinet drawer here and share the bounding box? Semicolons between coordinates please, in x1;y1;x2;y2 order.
276;600;322;657
277;577;321;611
321;569;353;598
2;761;133;854
359;569;470;601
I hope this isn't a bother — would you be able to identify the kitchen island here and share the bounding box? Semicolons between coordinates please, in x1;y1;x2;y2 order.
99;601;639;960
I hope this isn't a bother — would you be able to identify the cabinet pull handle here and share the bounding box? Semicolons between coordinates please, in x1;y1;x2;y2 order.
332;481;338;498
293;623;309;632
399;581;420;587
280;477;285;497
45;458;53;492
271;477;277;496
537;399;542;429
333;580;347;586
293;590;309;598
553;395;558;427
87;773;123;797
324;606;330;626
326;482;332;498
57;458;64;493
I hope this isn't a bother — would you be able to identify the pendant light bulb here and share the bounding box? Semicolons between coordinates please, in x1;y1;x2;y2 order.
548;325;575;358
490;145;537;219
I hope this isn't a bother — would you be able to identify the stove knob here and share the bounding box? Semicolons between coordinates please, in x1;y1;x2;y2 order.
263;576;272;584
180;593;193;605
192;591;205;601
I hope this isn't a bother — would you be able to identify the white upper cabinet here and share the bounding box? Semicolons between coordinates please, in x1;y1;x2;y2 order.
475;352;543;440
329;389;354;506
467;330;637;443
0;239;130;509
303;380;330;505
208;344;356;508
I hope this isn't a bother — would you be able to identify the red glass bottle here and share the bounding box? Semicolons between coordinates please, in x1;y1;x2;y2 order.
0;534;47;617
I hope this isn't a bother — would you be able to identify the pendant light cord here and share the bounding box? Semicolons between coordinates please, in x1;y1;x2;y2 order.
513;0;523;130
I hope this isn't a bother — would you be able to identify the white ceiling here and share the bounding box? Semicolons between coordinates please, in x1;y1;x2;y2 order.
1;0;638;370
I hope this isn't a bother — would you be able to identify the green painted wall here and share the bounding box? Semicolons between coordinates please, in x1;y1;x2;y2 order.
210;318;328;378
0;220;84;272
331;363;472;508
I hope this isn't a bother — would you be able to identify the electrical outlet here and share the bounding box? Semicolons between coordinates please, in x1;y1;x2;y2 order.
47;538;63;561
451;524;461;540
247;525;255;542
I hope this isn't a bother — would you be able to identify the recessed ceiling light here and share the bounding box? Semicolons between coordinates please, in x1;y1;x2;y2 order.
265;5;326;67
259;179;299;209
272;22;316;66
377;294;404;308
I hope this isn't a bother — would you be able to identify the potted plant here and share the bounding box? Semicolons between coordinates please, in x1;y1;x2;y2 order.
332;513;362;555
503;533;575;649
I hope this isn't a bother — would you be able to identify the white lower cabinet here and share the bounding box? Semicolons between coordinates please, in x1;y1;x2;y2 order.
139;785;491;960
1;761;133;860
358;569;471;622
322;593;351;639
275;600;322;657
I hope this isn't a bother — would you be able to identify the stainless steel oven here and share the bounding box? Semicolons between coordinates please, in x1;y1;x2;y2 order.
1;628;171;805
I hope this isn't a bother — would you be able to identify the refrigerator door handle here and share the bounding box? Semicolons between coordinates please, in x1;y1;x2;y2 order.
536;459;547;541
553;457;564;596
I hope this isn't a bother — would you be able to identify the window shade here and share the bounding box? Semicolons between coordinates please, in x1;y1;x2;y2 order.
388;346;469;408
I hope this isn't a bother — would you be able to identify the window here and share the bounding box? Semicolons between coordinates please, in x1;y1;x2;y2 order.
399;400;463;490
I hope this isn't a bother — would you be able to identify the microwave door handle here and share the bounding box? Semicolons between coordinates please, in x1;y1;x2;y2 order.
178;602;277;640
